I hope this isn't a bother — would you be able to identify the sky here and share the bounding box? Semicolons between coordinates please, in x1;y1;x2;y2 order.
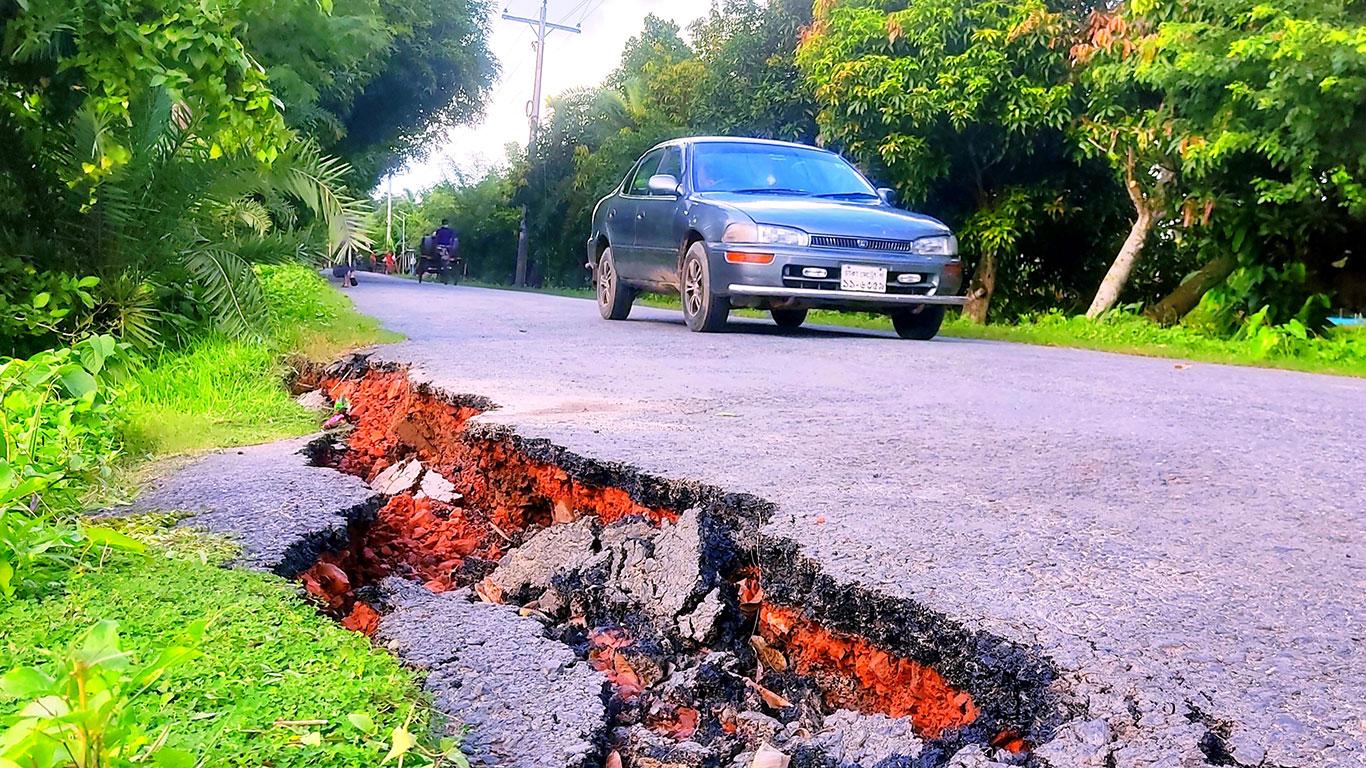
385;0;714;194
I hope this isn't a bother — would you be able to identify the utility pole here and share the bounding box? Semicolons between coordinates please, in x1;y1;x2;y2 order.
502;1;580;286
385;173;393;250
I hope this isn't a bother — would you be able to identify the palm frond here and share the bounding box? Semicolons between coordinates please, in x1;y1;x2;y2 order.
274;142;373;263
180;241;265;339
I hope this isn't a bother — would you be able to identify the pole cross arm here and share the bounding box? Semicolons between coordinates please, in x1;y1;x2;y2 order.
500;12;581;34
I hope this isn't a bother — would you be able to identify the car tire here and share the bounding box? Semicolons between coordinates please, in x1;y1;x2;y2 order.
891;306;945;340
771;308;808;329
597;247;634;321
681;242;729;332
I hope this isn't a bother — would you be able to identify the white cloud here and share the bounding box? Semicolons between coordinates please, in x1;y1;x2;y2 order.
384;0;713;193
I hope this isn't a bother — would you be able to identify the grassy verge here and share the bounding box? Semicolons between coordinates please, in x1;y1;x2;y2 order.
122;264;401;457
0;519;429;767
462;279;1364;377
2;263;437;766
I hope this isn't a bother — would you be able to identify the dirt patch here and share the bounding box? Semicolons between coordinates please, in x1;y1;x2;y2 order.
298;356;1059;767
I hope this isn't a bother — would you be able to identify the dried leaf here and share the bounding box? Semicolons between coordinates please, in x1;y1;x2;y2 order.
749;636;788;672
744;678;792;710
751;743;790;768
473;579;503;604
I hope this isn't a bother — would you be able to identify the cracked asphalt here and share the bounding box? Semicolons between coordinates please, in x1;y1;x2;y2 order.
344;274;1364;767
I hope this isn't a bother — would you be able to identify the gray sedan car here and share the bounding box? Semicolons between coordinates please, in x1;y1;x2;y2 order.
586;137;966;339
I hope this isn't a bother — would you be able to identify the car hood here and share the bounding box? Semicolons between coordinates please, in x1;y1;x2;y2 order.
699;193;951;239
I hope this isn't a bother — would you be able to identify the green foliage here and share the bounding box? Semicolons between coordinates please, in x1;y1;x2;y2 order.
0;258;101;359
4;0;289;182
0;546;438;767
1074;0;1366;320
797;0;1117;320
940;310;1366;376
0;619;202;768
688;0;817;142
121;263;396;457
0;335;146;601
0;336;126;518
323;0;497;184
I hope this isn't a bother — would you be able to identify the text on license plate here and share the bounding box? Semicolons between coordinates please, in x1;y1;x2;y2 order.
840;264;888;293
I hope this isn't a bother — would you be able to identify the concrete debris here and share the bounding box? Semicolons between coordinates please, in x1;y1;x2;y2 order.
608;508;707;637
945;745;1014;768
295;389;331;412
809;709;923;766
1032;718;1113;767
371;457;423;495
374;579;609;768
750;743;790;768
622;725;714;768
487;519;598;601
416;468;462;504
732;711;782;750
678;587;724;643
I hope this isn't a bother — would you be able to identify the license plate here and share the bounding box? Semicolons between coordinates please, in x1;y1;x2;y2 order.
840;264;888;293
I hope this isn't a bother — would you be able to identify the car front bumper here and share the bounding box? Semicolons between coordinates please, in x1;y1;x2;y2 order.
708;242;966;310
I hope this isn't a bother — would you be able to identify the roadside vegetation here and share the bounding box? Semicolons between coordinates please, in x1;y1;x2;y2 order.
395;0;1364;366
1;0;489;764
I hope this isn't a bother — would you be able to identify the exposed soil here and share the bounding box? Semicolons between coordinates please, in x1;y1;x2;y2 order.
296;356;1061;767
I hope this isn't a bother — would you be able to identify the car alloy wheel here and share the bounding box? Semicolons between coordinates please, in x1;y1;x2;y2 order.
597;247;634;321
681;243;729;332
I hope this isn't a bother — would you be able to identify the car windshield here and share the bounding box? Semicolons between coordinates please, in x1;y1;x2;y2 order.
691;143;878;197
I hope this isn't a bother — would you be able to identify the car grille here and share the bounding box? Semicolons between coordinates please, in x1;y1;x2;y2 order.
809;235;917;253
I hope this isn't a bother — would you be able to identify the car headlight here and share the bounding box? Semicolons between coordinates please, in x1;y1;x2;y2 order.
910;235;958;256
723;223;810;247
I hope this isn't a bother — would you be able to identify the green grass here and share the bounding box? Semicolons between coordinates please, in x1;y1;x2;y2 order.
462;280;1365;377
120;264;401;457
0;521;430;767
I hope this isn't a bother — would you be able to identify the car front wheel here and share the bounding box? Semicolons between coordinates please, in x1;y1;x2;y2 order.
597;247;634;321
891;305;945;340
681;243;729;332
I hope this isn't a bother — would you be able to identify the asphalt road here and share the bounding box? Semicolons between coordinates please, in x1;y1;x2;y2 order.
345;274;1364;767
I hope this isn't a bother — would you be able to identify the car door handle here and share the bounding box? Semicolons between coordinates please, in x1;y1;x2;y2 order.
636;212;645;220
608;210;615;219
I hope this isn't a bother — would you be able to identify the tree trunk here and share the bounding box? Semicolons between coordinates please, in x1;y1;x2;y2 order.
1143;252;1238;326
1087;168;1159;319
962;250;996;324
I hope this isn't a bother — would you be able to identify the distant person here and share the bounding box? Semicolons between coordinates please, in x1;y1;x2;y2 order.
332;260;357;288
383;251;396;275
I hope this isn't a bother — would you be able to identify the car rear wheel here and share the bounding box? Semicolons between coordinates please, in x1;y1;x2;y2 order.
681;243;729;332
770;308;808;329
891;306;945;340
597;247;634;321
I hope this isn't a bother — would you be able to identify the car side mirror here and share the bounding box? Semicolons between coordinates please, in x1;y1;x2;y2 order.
877;187;898;206
648;174;682;197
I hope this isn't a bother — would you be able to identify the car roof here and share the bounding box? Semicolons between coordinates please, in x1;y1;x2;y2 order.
651;136;836;154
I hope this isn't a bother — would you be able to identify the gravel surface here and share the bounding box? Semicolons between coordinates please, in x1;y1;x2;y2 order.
127;436;377;577
344;275;1365;767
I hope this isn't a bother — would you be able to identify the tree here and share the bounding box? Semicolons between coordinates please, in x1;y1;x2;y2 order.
609;14;693;91
688;0;817;142
798;0;1091;322
1074;0;1366;323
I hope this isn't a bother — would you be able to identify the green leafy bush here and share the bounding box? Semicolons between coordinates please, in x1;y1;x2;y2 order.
0;619;202;768
0;336;144;600
0;336;126;517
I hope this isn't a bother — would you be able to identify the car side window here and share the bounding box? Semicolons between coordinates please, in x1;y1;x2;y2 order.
653;147;683;193
626;148;665;196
